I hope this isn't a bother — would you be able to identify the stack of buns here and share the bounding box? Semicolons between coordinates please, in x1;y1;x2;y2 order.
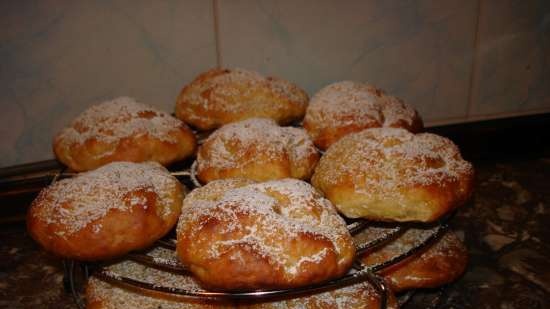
27;68;474;308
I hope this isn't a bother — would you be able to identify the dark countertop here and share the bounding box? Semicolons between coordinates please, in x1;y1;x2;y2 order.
408;157;550;308
1;156;550;308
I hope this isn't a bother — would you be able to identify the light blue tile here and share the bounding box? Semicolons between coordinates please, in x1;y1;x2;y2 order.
0;0;217;167
469;0;550;117
217;0;478;124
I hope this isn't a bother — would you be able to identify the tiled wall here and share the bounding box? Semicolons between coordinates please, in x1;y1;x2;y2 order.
1;0;549;167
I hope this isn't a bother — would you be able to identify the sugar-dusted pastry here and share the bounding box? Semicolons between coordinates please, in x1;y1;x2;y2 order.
176;178;355;291
237;280;397;309
54;97;196;172
196;118;320;183
86;249;233;308
27;162;184;261
357;227;468;292
303;81;423;150
87;247;396;309
175;68;308;130
312;128;474;222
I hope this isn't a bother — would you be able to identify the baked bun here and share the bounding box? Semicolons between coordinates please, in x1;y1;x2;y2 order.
175;68;308;130
357;228;468;292
237;281;397;309
87;249;233;309
303;81;423;150
196;118;320;183
54;97;196;172
27;161;184;261
176;178;356;291
311;128;474;222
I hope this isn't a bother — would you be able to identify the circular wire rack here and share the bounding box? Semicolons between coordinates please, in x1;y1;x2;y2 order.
52;163;451;309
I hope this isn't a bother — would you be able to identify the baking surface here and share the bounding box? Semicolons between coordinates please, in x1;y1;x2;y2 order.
1;157;550;308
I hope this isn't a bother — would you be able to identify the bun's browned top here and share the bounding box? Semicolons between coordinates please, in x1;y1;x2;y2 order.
31;161;178;236
176;68;308;130
197;118;319;183
54;97;196;171
27;161;183;261
57;97;185;145
312;127;474;222
177;178;355;291
304;81;422;149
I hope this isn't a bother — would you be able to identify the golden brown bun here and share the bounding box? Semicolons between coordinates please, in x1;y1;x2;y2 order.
357;228;468;292
27;162;183;261
86;249;233;309
175;68;309;130
54;97;196;172
176;178;355;291
237;281;398;309
303;81;423;150
197;118;320;183
311;128;474;222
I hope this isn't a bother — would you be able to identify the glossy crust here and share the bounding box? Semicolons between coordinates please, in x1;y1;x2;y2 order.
357;228;468;292
27;162;184;261
54;97;196;172
237;281;398;309
176;178;356;291
311;128;474;222
197;118;320;183
86;255;233;309
175;68;309;130
303;81;423;150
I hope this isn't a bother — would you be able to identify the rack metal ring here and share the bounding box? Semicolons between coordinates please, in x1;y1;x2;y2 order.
65;220;449;309
46;164;453;309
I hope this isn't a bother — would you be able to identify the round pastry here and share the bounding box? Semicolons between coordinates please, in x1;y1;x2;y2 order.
54;96;196;172
311;128;474;222
27;161;184;261
175;68;309;130
87;252;233;309
237;281;397;309
176;178;356;291
303;81;423;150
196;118;320;183
357;227;468;292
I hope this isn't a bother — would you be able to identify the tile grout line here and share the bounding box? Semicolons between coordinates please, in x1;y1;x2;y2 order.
213;0;223;68
465;0;483;119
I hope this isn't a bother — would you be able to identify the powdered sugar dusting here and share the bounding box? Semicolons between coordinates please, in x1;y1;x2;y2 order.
204;68;305;108
306;81;383;127
87;248;230;308
179;68;308;125
107;249;202;290
88;247;380;308
282;127;316;165
57;97;184;151
357;227;435;256
31;161;178;237
197;118;317;171
357;227;463;266
315;128;473;196
249;281;382;308
304;81;421;142
178;178;353;278
380;95;418;127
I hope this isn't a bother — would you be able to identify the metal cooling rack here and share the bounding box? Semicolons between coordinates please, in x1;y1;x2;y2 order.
1;162;452;309
63;215;449;309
